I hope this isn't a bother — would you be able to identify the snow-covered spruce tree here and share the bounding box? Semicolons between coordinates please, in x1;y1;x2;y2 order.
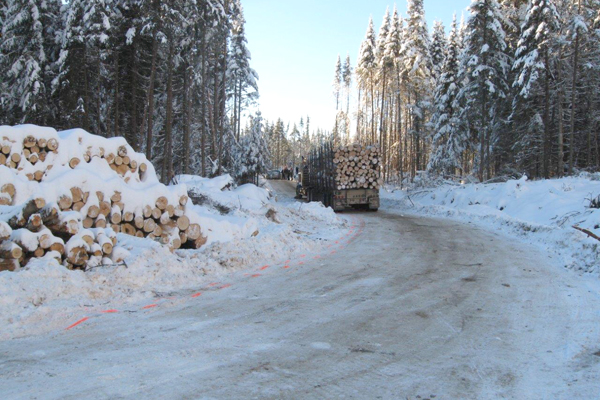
333;54;342;112
430;20;448;85
428;15;467;178
376;7;391;169
402;0;433;177
356;17;377;144
53;0;118;135
0;0;61;125
511;0;560;178
458;0;510;181
342;54;352;114
332;54;343;145
239;111;270;185
228;0;259;141
384;6;405;182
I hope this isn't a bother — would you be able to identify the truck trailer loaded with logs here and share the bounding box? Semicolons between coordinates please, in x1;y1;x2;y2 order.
304;142;382;211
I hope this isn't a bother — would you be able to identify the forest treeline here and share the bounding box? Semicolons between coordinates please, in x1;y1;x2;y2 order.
0;0;262;183
329;0;600;183
4;0;600;186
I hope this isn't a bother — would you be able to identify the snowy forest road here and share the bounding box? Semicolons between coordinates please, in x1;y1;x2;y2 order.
1;185;599;399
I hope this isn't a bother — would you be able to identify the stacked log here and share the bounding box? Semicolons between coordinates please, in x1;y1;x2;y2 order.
0;127;207;272
332;144;383;190
1;134;147;182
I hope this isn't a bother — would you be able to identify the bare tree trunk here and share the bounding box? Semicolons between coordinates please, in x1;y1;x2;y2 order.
183;64;192;174
130;41;139;151
543;48;550;178
370;73;375;143
162;42;175;183
144;31;159;161
568;0;582;175
201;34;207;177
113;50;120;139
557;47;565;177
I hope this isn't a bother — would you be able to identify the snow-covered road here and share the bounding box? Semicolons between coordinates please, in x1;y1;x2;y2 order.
1;190;599;399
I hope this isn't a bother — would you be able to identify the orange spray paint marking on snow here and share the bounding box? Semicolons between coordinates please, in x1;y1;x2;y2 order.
101;309;118;314
298;262;305;265
251;274;261;278
219;284;232;289
142;304;157;309
300;254;306;258
191;293;202;298
208;282;219;287
66;317;89;330
260;265;269;270
283;265;290;269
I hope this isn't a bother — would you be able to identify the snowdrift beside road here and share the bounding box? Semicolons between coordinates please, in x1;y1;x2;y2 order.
383;175;600;274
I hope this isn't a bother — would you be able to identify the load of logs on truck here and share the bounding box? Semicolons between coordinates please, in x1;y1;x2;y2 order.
304;142;382;211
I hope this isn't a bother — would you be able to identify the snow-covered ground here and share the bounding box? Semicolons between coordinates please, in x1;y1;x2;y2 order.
0;176;346;340
382;174;600;274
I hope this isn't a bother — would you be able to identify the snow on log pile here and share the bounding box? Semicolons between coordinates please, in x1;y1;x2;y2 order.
0;125;206;271
333;144;383;190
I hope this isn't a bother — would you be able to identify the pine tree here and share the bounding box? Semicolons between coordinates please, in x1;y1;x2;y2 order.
0;0;61;124
342;54;352;114
511;0;560;178
428;15;467;176
228;0;259;141
357;17;377;143
430;20;448;85
458;0;510;181
333;54;342;111
402;0;433;176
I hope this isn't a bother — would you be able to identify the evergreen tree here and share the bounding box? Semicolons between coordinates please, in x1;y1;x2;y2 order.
458;0;510;181
511;0;560;177
0;0;61;124
430;20;448;85
228;0;259;141
428;15;467;176
356;17;377;143
402;0;433;175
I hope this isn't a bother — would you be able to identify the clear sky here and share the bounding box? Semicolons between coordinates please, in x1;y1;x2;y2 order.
243;0;472;132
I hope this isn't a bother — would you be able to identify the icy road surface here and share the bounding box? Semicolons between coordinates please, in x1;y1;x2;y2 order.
1;183;600;399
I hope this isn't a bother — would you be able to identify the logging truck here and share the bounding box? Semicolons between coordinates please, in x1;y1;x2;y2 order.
304;142;381;212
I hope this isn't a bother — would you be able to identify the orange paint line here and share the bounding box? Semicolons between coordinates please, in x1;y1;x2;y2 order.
283;265;290;269
298;261;305;265
314;255;321;259
335;241;339;244
285;260;291;263
300;254;306;258
208;282;219;287
191;293;202;298
66;317;89;330
251;273;261;278
220;283;232;289
101;309;118;313
260;265;269;270
142;304;157;309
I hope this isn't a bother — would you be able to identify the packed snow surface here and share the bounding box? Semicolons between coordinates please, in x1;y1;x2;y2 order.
383;174;600;274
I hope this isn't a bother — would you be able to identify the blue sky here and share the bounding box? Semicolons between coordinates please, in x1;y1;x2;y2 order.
243;0;472;132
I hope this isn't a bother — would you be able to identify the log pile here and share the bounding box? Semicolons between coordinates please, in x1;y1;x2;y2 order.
333;144;383;190
1;134;148;182
0;127;207;272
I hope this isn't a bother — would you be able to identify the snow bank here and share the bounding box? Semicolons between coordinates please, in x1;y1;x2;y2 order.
1;137;346;339
383;175;600;274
